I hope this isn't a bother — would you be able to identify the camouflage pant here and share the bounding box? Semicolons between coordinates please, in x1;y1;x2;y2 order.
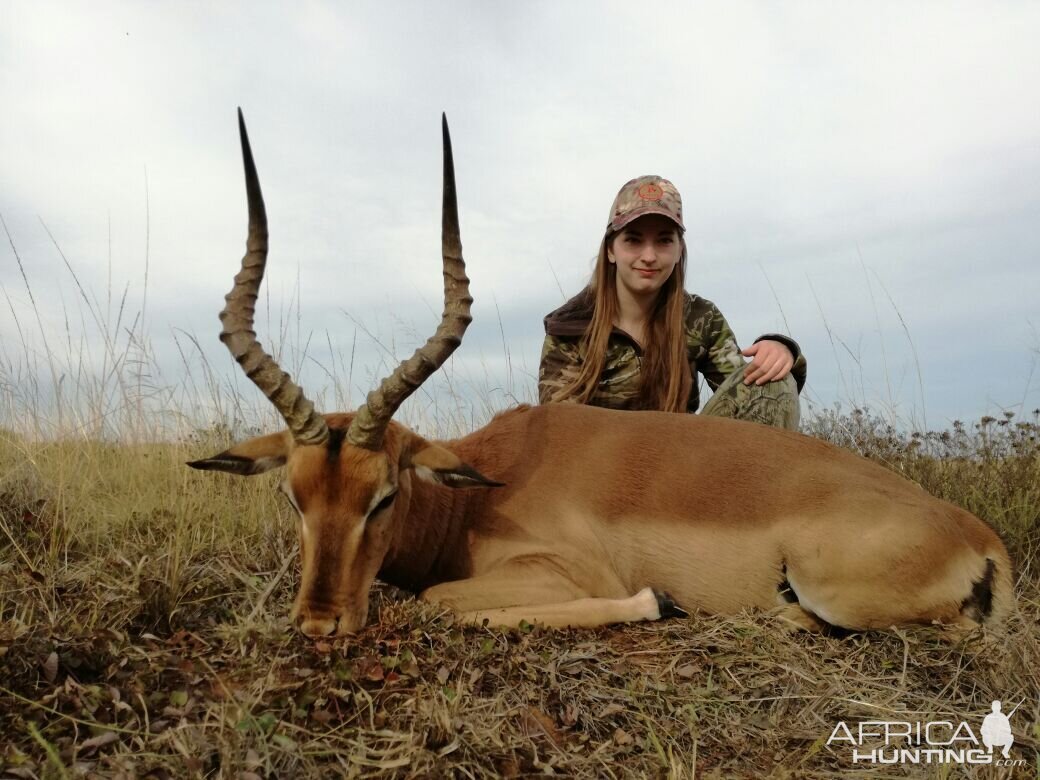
699;367;800;431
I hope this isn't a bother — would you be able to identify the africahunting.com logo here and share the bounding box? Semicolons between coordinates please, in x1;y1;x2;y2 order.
826;700;1027;767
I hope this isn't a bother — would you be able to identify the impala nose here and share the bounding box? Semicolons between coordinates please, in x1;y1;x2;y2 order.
297;614;338;638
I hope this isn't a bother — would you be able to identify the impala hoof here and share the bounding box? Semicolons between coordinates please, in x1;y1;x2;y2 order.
654;590;690;620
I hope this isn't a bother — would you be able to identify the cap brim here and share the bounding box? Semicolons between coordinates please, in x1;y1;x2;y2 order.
609;205;685;234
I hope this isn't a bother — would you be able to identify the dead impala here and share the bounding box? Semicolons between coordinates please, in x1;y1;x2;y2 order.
189;110;1013;639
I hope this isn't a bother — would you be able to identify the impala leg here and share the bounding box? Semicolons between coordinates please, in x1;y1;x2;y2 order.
457;587;678;629
934;614;989;645
421;569;682;629
773;603;829;634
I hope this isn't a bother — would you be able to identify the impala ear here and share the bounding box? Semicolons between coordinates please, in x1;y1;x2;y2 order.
403;437;504;489
186;431;290;476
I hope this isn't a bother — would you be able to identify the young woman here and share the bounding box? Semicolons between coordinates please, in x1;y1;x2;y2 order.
539;175;805;429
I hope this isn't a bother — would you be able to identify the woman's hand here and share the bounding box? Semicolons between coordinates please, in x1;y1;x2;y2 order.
740;340;794;386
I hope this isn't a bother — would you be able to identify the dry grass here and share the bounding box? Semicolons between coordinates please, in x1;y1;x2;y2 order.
0;410;1037;779
0;226;1037;777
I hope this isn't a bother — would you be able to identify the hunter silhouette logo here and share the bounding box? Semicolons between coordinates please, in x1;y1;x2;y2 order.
826;699;1025;766
980;700;1015;758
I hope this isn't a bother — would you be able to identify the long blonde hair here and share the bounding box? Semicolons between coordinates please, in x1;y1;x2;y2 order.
553;233;692;412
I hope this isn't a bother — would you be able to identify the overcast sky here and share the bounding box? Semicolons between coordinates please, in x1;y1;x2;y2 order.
2;2;1038;436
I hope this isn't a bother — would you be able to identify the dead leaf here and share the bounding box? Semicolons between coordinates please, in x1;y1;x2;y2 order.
436;665;451;684
79;731;119;754
675;664;698;678
310;709;334;725
184;756;203;773
561;702;580;726
42;651;58;683
613;727;633;745
361;659;384;682
596;703;625;718
495;757;521;778
521;707;565;748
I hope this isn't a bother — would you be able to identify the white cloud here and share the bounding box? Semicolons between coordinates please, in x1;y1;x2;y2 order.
1;1;1038;433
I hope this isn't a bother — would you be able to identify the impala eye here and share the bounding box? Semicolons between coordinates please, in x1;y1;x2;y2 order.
370;491;397;518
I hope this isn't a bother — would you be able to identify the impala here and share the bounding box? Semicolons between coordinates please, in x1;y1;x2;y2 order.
189;110;1013;639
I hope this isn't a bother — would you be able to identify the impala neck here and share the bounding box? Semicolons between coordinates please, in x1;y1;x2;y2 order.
376;414;522;593
378;459;475;592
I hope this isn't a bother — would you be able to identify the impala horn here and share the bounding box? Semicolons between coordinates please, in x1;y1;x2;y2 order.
219;109;329;446
345;113;471;451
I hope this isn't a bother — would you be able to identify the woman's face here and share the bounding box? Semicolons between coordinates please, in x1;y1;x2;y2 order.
607;213;683;300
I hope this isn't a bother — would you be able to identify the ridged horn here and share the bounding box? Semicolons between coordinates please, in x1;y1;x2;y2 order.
346;114;471;450
219;108;329;447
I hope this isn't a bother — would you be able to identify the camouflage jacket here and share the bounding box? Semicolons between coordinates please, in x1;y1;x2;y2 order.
538;287;807;412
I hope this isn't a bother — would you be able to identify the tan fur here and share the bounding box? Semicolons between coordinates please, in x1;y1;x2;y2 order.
200;403;1013;638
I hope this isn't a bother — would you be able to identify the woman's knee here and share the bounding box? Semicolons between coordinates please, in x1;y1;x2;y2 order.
702;372;800;430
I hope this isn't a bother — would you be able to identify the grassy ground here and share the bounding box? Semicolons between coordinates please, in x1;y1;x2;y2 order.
0;408;1037;778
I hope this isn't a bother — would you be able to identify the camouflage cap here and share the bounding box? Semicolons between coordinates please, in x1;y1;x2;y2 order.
606;175;684;235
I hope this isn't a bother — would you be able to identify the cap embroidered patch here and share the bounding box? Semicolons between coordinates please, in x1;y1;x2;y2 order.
637;183;663;201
